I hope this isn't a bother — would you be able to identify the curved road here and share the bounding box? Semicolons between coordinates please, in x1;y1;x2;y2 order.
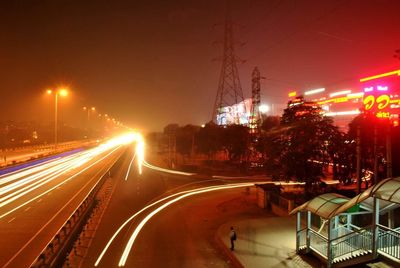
82;152;266;268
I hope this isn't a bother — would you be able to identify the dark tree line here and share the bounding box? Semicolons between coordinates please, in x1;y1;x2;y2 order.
152;97;400;187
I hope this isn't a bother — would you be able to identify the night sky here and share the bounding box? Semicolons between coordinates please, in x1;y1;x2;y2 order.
1;0;399;132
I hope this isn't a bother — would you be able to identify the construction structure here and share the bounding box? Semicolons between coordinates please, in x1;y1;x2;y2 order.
249;67;261;133
212;5;245;125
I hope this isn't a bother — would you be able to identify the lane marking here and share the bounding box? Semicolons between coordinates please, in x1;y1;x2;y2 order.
37;199;42;203
8;217;15;223
24;207;31;212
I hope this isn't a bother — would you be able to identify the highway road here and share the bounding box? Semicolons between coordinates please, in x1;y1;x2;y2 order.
0;135;134;267
78;149;265;268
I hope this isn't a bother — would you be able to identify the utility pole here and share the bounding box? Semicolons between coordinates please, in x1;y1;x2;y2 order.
54;93;58;149
356;125;361;194
386;124;392;178
373;126;378;185
212;2;245;124
249;67;261;134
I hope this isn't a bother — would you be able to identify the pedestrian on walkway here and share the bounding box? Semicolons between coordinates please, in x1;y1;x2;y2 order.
230;226;237;251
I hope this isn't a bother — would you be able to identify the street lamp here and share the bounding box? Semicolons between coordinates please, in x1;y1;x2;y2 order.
83;106;96;121
47;88;69;149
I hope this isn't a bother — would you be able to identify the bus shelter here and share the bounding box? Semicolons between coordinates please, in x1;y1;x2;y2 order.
291;177;400;267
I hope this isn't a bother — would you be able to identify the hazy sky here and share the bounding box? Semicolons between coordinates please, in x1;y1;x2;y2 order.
1;0;399;131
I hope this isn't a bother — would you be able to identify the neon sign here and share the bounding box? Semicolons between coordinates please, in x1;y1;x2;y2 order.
362;83;400;120
363;94;390;111
364;85;388;92
360;69;400;82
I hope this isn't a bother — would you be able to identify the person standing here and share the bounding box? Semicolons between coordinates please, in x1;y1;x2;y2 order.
230;226;237;251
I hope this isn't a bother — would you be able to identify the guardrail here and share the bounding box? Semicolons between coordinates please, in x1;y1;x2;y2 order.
378;225;400;259
31;148;124;268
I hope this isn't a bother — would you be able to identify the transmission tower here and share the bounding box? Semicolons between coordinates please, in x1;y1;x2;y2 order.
249;67;261;133
212;5;245;125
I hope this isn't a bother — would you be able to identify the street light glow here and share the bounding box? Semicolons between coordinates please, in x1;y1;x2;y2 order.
59;89;68;97
259;104;270;114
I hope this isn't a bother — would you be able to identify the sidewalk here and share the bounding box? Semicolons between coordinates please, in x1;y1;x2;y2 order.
216;216;321;268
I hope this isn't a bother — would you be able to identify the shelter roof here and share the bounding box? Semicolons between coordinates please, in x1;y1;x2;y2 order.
291;178;400;219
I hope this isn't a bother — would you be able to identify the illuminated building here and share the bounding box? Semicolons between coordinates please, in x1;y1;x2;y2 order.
286;69;400;130
216;98;252;125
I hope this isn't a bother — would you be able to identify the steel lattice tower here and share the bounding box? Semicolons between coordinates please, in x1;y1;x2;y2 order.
212;6;245;125
249;67;261;133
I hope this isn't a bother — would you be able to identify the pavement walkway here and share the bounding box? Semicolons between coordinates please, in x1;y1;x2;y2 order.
215;213;394;268
216;216;321;268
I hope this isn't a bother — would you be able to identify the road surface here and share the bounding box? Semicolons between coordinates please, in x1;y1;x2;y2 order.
80;152;265;268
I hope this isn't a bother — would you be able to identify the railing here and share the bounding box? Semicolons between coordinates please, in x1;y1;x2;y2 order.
331;226;373;261
309;229;328;257
377;225;400;259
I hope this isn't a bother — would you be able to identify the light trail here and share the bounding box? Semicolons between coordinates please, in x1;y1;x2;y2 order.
0;155;73;186
0;146;121;220
94;182;260;266
124;152;136;181
0;162;73;206
0;152;86;194
0;150;101;206
142;161;194;176
0;133;138;219
118;182;255;266
135;137;144;175
0;151;97;207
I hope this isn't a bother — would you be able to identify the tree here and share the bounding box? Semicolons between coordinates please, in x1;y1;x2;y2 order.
263;97;343;193
348;114;398;182
196;122;223;159
175;125;199;157
221;124;249;161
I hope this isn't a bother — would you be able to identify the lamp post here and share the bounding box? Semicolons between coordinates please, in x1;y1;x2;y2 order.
83;106;96;122
47;88;68;149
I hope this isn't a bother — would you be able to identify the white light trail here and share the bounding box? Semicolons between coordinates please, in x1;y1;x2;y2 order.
0;156;71;186
94;182;260;266
124;152;136;181
0;156;61;180
118;182;255;266
304;88;325;96
329;90;351;98
134;134;145;175
0;132;137;219
324;110;361;117
142;161;194;176
0;152;85;194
